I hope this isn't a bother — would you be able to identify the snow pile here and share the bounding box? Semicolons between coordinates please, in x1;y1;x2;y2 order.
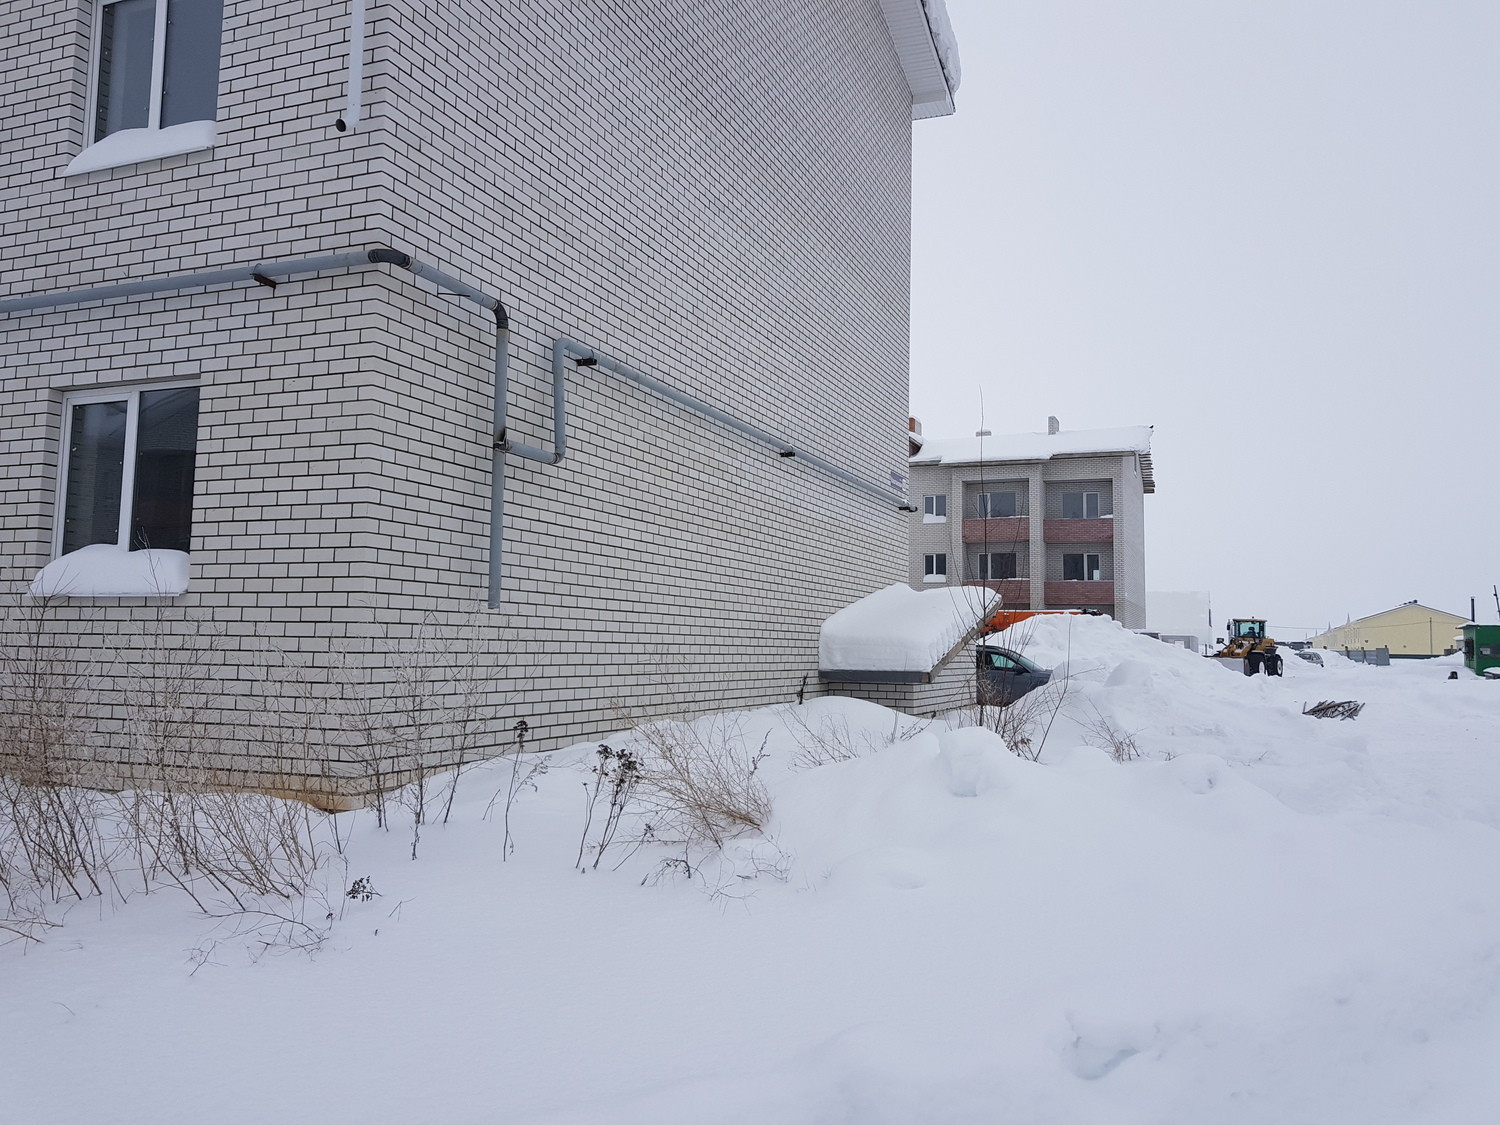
6;616;1500;1122
819;582;994;672
29;544;189;597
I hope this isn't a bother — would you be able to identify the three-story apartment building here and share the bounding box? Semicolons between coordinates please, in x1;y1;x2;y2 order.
908;421;1154;627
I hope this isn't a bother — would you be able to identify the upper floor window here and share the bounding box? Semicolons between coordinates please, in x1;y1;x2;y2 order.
923;494;947;521
976;491;1018;519
66;0;224;175
1061;491;1101;519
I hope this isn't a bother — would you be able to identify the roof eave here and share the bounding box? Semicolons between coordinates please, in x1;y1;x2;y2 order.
880;0;960;120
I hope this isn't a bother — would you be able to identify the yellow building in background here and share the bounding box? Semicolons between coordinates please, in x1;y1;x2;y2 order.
1310;602;1469;658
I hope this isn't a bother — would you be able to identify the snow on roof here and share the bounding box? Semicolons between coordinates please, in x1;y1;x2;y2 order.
912;425;1152;466
880;0;961;119
29;545;189;598
820;583;995;673
911;425;1155;492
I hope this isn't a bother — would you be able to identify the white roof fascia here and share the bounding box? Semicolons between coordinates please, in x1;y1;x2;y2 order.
880;0;960;120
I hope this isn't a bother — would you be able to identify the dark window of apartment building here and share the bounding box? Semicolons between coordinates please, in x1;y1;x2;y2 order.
1062;552;1102;581
1061;491;1101;519
976;491;1018;518
976;552;1017;580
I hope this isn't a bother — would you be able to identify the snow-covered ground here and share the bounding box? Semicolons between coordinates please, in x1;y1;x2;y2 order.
5;616;1500;1123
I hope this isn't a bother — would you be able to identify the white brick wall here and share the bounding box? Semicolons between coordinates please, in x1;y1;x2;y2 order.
0;0;938;801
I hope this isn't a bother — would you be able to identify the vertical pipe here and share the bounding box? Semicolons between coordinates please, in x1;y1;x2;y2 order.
343;0;366;131
489;322;510;608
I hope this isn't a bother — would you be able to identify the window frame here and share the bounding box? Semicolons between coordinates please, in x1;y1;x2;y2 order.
1062;552;1102;582
923;553;948;582
1061;491;1102;519
975;551;1017;581
923;493;948;521
976;490;1018;519
67;0;221;176
53;379;201;559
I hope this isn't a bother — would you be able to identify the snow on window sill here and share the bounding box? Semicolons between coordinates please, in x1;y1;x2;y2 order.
922;573;948;584
63;120;217;177
922;514;947;524
29;545;190;598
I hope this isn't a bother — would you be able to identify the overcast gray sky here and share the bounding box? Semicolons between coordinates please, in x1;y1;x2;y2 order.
909;0;1500;638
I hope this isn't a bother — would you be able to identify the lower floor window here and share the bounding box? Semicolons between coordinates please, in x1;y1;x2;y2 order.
60;384;200;555
976;552;1017;580
1062;552;1102;581
924;553;948;579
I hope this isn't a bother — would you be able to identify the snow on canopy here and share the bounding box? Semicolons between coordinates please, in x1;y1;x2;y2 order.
820;582;994;672
911;424;1153;466
29;544;189;597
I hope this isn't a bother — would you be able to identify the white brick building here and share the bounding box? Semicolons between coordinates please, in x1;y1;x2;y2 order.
0;0;960;803
907;421;1155;628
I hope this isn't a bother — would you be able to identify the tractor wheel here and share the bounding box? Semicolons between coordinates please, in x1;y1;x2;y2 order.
1265;652;1284;677
1244;651;1264;676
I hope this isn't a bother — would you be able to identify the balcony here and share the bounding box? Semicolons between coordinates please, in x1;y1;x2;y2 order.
964;579;1030;607
1042;517;1113;544
962;517;1029;544
1044;580;1114;607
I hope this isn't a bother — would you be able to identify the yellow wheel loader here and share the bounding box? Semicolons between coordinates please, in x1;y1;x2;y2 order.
1210;618;1284;676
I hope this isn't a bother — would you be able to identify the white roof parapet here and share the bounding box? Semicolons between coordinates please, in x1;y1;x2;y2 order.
912;425;1157;493
881;0;962;120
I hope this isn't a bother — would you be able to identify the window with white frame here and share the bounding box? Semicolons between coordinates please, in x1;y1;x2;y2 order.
1061;491;1102;519
976;490;1019;519
923;553;948;582
1062;552;1102;582
68;0;224;174
58;385;200;556
975;552;1017;581
923;493;947;521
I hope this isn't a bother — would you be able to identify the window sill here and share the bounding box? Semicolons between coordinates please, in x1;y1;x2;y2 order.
63;120;217;177
922;515;947;524
922;574;948;584
29;545;189;597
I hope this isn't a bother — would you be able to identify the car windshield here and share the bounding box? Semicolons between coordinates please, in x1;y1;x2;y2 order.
981;647;1039;674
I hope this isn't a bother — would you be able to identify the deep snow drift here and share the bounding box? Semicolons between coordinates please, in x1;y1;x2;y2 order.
4;616;1500;1123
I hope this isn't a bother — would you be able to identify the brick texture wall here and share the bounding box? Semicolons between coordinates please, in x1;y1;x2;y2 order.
0;0;924;801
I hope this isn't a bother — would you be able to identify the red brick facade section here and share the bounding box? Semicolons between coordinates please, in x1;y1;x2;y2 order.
962;517;1030;544
1044;581;1115;608
965;579;1030;607
1042;518;1114;543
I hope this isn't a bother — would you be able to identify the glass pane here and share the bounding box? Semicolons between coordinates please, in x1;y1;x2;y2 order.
1085;493;1100;519
1063;554;1083;581
131;387;199;552
1062;492;1083;519
161;0;223;127
96;0;157;141
63;400;129;553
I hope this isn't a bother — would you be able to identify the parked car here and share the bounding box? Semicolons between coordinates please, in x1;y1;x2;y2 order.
1295;650;1324;666
976;644;1052;706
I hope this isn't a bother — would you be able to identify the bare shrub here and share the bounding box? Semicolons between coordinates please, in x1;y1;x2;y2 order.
574;743;644;870
622;713;772;850
781;708;929;769
1;597;345;948
1075;703;1141;762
